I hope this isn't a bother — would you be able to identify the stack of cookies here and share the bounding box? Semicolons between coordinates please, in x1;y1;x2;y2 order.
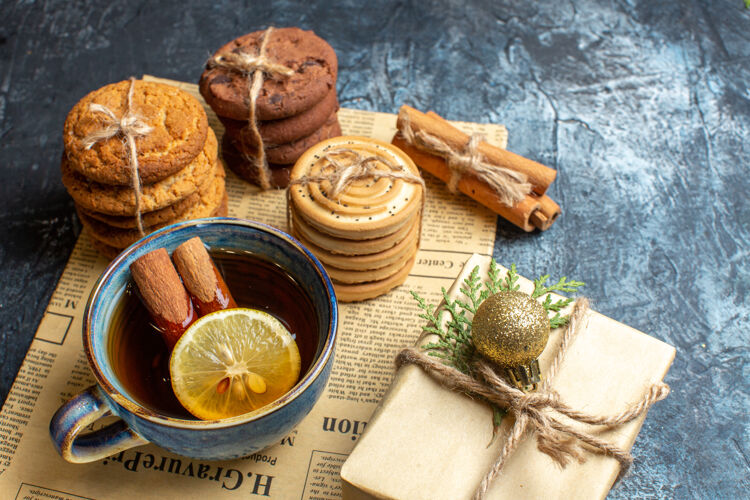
200;27;340;188
61;80;227;258
288;137;424;302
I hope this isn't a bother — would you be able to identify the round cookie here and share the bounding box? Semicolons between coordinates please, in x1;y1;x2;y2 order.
199;27;338;121
321;241;417;284
289;136;424;240
333;256;415;303
63;128;217;216
64;79;209;186
87;194;229;260
78;191;200;229
90;237;124;260
81;168;227;249
87;192;228;260
231;114;341;165
290;205;419;256
291;216;419;271
221;135;292;188
220;88;339;146
266;115;341;164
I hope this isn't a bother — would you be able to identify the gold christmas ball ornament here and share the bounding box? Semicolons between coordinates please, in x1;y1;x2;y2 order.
471;291;550;390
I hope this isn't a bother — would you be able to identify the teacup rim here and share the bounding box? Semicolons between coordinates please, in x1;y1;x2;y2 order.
83;217;338;429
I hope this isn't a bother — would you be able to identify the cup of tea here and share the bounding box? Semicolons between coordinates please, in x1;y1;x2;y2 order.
49;218;338;463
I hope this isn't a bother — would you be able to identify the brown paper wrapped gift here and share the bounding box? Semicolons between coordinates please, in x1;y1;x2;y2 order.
341;254;675;500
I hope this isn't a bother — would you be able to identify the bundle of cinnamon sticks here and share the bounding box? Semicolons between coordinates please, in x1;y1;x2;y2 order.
393;105;560;232
130;237;237;348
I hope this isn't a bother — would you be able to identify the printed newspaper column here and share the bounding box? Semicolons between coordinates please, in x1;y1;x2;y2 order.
0;75;503;500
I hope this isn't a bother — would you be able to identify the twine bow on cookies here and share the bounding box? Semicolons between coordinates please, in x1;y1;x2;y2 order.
286;147;426;240
399;111;531;207
82;77;152;236
396;298;670;500
207;26;294;190
288;147;426;198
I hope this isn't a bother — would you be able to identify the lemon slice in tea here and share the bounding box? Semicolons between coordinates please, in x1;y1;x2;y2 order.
170;308;301;420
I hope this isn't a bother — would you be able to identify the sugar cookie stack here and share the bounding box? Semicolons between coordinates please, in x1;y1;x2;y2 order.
288;137;424;302
199;27;340;188
61;80;227;258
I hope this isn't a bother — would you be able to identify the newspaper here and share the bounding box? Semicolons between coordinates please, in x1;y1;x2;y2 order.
0;76;507;500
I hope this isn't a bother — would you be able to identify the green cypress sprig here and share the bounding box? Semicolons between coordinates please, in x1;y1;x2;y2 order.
531;275;585;298
531;274;584;329
410;261;584;433
412;262;584;372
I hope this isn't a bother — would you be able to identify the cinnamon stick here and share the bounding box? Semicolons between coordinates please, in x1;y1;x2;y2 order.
130;248;197;349
398;105;557;196
172;236;237;316
535;194;561;230
393;135;557;232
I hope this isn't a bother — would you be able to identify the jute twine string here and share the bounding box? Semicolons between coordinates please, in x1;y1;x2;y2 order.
82;77;153;236
286;147;425;234
289;147;426;197
399;112;532;207
207;27;294;190
395;298;670;500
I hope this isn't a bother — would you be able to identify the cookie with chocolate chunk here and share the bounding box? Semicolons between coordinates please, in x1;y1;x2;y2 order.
220;88;339;146
221;135;291;189
199;27;338;121
229;113;342;166
63;80;208;186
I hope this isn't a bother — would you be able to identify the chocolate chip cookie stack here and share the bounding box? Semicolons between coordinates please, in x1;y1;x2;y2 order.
200;27;340;189
288;137;424;302
61;79;227;258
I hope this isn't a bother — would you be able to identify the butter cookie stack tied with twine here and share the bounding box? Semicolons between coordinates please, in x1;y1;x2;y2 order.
200;27;341;189
393;105;561;232
288;136;424;302
61;79;227;258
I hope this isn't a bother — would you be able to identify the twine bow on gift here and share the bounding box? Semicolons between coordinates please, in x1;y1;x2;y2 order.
395;298;671;500
207;26;294;190
399;112;531;207
82;77;153;236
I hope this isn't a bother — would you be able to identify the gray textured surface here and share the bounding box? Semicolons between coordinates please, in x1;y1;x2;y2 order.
1;0;748;497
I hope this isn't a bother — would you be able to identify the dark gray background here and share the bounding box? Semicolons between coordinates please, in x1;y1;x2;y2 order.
1;0;748;497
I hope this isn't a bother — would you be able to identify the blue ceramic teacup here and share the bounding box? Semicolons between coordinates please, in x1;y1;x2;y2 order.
49;218;337;463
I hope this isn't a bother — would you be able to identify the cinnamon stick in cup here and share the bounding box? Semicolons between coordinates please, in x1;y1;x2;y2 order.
130;248;198;349
173;236;237;316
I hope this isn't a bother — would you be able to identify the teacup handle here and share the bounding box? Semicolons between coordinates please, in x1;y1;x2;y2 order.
49;384;148;463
